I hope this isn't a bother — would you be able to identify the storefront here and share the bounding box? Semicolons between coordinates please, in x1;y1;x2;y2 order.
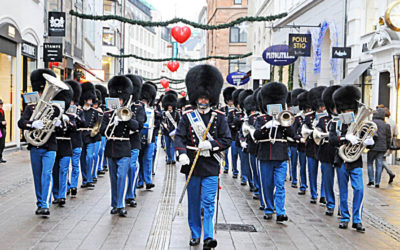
21;41;37;111
0;22;22;145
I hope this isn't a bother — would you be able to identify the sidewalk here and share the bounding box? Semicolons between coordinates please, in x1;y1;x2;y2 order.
0;148;399;249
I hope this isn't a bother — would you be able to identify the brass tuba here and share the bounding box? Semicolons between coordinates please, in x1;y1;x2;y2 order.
338;105;378;163
24;74;69;147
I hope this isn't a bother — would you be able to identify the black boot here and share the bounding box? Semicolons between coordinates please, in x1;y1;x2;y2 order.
203;238;217;249
319;197;326;204
263;214;273;220
40;208;50;216
339;221;348;229
110;207;118;214
352;223;365;233
310;198;317;204
276;215;288;223
367;181;374;186
325;208;334;216
189;238;200;246
298;190;306;195
118;208;127;217
71;188;77;196
146;183;155;190
127;199;137;207
35;207;41;215
58;198;66;207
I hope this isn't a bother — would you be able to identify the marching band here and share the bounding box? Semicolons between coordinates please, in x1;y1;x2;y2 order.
19;65;381;249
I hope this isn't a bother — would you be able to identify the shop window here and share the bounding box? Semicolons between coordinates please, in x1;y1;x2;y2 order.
360;69;373;107
103;27;115;46
0;53;16;144
230;26;247;43
104;0;116;15
229;54;250;73
234;0;242;5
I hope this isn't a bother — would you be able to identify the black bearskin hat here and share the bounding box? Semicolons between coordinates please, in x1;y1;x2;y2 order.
232;89;244;107
238;89;253;109
286;91;292;107
308;86;326;111
185;64;224;106
125;74;143;102
244;95;257;115
53;83;73;112
322;85;341;115
80;82;96;106
141;82;157;106
291;88;306;107
95;84;108;104
108;75;133;103
260;82;288;113
297;91;311;111
65;80;81;104
223;87;236;104
30;69;56;93
162;91;178;110
253;87;262;112
94;89;102;105
177;97;188;109
333;85;361;114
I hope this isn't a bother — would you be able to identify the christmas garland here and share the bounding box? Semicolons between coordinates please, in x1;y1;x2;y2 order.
70;10;287;30
143;76;185;83
106;52;252;62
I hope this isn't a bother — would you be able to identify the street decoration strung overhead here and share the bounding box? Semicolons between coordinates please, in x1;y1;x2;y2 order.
106;52;252;62
180;91;186;97
262;45;297;66
160;79;169;89
167;61;180;72
69;10;287;30
226;71;249;86
171;26;191;43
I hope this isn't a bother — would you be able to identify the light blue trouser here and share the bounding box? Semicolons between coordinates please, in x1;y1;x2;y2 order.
53;156;71;200
256;160;265;208
164;135;175;162
152;136;158;171
69;147;82;189
80;143;95;184
229;141;239;175
321;162;336;209
126;149;140;200
337;164;364;223
187;175;218;240
299;151;307;191
224;148;230;171
108;157;130;208
139;143;154;186
92;140;101;178
249;154;260;195
259;160;287;216
239;148;252;184
307;157;325;199
97;136;107;171
290;146;298;184
367;152;384;185
30;148;56;209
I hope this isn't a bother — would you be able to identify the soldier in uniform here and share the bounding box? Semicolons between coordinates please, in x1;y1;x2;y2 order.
95;84;109;175
319;85;341;216
221;86;236;173
138;82;157;189
92;89;104;183
252;82;291;223
305;86;327;204
226;89;242;178
177;97;189;114
52;83;75;206
18;69;61;216
125;74;146;207
162;90;180;164
296;91;310;195
79;82;100;189
175;64;231;249
101;75;139;217
330;85;372;232
66;80;85;197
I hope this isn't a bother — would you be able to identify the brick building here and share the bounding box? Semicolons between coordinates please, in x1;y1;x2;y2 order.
206;0;249;86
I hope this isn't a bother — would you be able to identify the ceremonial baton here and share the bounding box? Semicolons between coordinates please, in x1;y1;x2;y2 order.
172;112;217;221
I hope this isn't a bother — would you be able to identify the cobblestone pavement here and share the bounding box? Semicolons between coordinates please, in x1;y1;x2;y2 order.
0;147;400;249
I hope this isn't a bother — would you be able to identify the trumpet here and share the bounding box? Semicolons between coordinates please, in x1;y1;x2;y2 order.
24;74;69;146
104;96;133;139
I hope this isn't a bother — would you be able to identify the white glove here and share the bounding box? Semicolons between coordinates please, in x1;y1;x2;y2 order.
62;114;70;122
55;119;62;127
262;120;280;129
32;120;44;129
345;134;359;145
363;137;375;146
178;154;190;165
198;140;212;150
240;141;248;148
114;116;122;126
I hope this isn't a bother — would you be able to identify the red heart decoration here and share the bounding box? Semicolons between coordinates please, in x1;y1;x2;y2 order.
171;26;192;44
165;87;171;92
167;61;180;72
180;91;186;97
160;79;169;88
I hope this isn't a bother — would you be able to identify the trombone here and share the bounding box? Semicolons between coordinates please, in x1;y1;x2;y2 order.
104;95;133;139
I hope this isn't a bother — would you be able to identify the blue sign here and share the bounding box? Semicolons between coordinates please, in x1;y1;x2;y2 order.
226;71;249;86
262;44;298;66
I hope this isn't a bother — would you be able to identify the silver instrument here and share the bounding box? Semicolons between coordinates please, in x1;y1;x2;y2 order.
338;105;378;163
241;117;256;141
24;73;69;147
313;127;329;145
277;110;295;127
105;96;133;139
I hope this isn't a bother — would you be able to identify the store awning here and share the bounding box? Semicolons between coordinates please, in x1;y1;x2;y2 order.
341;61;372;85
74;62;105;82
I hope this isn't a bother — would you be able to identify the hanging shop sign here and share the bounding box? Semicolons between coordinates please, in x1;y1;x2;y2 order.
172;42;178;61
43;43;63;62
226;71;249;86
332;47;352;59
48;12;66;37
262;44;297;66
288;34;312;57
21;42;37;59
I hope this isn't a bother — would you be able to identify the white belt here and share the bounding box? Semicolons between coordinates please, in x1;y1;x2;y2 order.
186;146;199;151
257;139;287;143
78;128;92;131
108;137;130;141
56;137;71;140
